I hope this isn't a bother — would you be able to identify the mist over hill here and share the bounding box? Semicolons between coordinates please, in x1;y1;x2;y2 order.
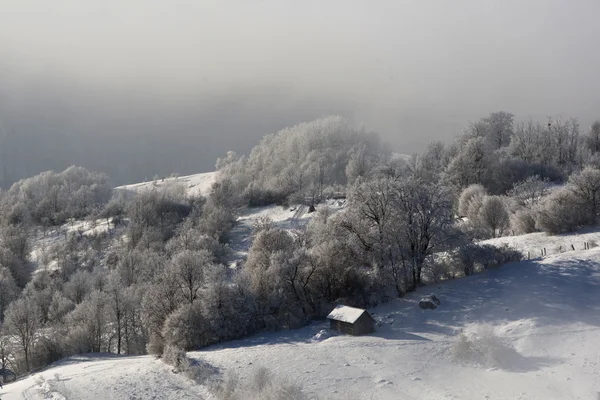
3;0;600;186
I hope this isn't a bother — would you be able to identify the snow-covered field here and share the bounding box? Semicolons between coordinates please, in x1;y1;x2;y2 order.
5;245;600;399
195;249;600;399
0;354;210;400
115;171;217;197
480;226;600;259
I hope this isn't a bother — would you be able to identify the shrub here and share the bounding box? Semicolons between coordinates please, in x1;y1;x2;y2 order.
458;184;486;217
162;303;208;351
510;208;537;234
212;367;310;400
478;196;509;237
534;187;587;234
452;244;522;276
162;345;214;384
451;324;519;370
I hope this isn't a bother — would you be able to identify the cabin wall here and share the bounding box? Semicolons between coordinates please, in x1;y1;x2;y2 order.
354;314;375;335
330;320;355;335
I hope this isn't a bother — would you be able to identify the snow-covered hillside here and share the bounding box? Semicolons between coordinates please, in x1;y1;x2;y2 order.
5;244;600;399
0;354;210;400
9;171;600;400
115;171;217;197
195;249;600;399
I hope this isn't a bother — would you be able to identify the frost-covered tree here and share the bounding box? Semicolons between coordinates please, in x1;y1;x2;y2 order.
466;112;514;150
169;250;214;304
344;176;457;293
458;184;487;217
162;302;207;350
508;118;580;173
4;166;111;225
535;187;586;234
417;141;448;182
585;121;600;154
344;177;396;269
126;188;191;247
143;273;182;355
568;166;600;224
478;196;509;238
63;270;93;304
507;175;548;208
510;208;537;234
0;267;19;322
47;292;75;325
445;137;492;189
389;178;457;290
65;290;110;354
217;116;386;206
3;296;41;371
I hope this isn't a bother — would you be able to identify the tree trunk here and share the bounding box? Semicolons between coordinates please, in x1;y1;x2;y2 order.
117;314;122;354
24;344;29;371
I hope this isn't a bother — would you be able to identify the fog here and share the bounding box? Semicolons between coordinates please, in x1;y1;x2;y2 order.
1;0;600;186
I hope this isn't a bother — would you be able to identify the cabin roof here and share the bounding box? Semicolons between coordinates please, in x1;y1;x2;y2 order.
326;305;370;324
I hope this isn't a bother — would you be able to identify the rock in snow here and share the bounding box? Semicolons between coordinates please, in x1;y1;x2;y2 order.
419;293;441;309
419;299;437;310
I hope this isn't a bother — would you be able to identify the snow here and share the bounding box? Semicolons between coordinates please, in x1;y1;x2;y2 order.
193;248;600;400
28;218;123;275
0;354;210;400
115;171;217;197
227;199;346;262
480;225;600;258
327;305;368;324
10;170;600;399
4;245;600;399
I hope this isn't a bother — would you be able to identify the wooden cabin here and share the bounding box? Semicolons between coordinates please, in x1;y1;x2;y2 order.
326;305;375;335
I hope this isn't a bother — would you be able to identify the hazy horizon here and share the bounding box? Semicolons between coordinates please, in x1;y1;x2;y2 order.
2;0;600;185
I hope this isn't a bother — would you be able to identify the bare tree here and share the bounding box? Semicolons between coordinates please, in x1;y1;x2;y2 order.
390;178;456;290
107;275;126;354
169;250;213;304
3;297;41;371
0;267;19;322
535;187;586;234
445;136;492;189
482;111;514;150
479;196;509;238
507;175;548;208
568;166;600;224
585;121;600;154
344;177;396;270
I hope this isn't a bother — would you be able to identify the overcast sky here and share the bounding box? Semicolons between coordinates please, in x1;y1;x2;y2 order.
1;0;599;183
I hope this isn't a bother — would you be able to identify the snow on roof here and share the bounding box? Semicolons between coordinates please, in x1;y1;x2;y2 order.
326;305;368;324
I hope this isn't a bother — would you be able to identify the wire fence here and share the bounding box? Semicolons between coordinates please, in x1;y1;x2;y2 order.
525;241;596;259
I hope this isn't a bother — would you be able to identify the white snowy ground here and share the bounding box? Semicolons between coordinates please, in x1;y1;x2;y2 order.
115;171;217;197
4;244;600;399
194;248;600;400
0;354;210;400
480;225;600;259
227;199;347;262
